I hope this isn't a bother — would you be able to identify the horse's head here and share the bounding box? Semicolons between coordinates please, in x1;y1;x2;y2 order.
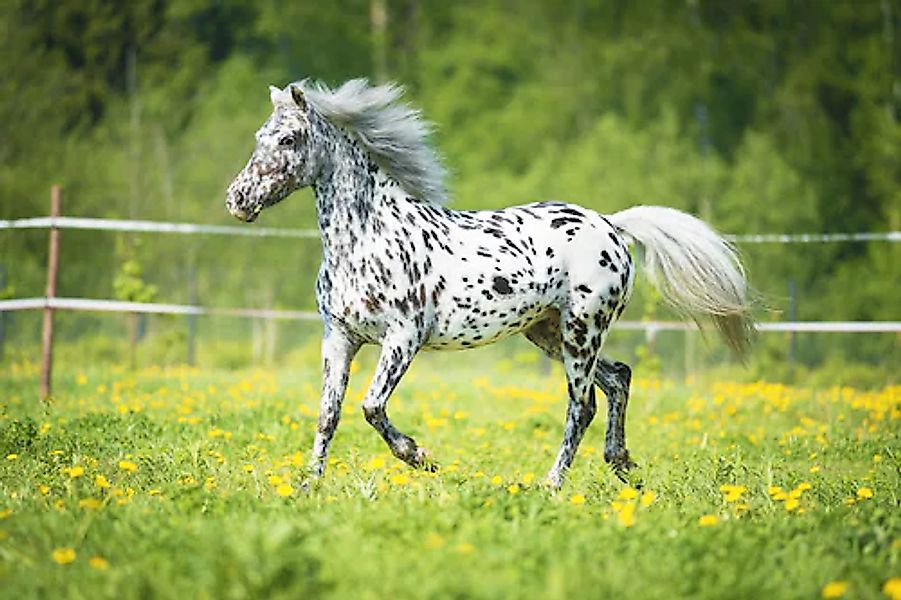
226;84;318;222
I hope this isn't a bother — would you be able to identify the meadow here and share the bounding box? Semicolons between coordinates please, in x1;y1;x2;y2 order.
0;348;898;599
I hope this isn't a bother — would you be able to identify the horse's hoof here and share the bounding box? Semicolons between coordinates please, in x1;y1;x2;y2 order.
415;447;439;472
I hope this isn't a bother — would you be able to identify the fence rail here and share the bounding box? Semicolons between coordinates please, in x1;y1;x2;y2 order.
1;215;899;244
2;297;899;334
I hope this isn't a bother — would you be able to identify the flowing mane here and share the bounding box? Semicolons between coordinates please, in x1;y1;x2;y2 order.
298;79;447;205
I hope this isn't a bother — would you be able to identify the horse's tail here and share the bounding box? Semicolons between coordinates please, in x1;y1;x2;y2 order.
608;205;755;360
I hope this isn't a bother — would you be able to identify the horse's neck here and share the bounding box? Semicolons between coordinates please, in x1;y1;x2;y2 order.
312;122;404;262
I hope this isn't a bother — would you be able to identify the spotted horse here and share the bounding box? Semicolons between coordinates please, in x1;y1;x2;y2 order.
226;80;754;489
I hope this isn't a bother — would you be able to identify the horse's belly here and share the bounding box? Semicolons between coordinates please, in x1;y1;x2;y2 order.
424;303;550;351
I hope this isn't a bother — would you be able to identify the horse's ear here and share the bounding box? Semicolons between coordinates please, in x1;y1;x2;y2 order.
269;85;283;106
289;84;308;111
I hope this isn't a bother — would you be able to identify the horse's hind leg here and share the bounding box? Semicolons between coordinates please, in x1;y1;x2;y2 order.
524;316;637;482
361;333;435;471
544;310;604;489
595;358;637;481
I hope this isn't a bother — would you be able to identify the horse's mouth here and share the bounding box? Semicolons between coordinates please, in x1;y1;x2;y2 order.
227;205;258;223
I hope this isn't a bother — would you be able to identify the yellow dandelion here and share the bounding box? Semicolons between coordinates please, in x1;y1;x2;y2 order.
118;460;137;473
821;580;849;598
364;456;386;471
66;466;85;478
95;475;110;489
455;543;475;555
242;464;254;473
88;556;109;570
6;454;18;461
76;373;87;386
640;491;656;507
618;487;639;501
883;577;901;600
698;514;719;527
784;498;800;512
856;487;874;500
522;472;535;485
873;454;882;463
390;473;410;485
507;484;521;495
424;532;445;549
52;547;76;565
719;485;747;503
78;498;102;510
38;485;51;496
490;475;503;486
569;494;586;506
267;474;283;486
275;483;294;497
617;503;636;527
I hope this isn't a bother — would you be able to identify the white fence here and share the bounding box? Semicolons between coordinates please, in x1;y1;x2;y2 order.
2;196;899;397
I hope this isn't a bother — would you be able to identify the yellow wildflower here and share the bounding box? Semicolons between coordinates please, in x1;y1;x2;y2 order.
490;475;503;486
821;580;849;598
390;473;410;485
66;466;85;478
455;543;475;555
267;474;283;486
856;487;874;500
38;485;50;496
95;475;110;489
424;532;445;549
52;547;76;565
522;473;535;485
78;498;102;510
698;514;719;527
618;487;639;501
719;484;746;503
883;577;901;600
640;491;656;507
507;484;520;495
242;464;254;473
118;460;137;473
88;556;109;570
617;503;636;527
275;483;293;497
6;454;18;461
0;509;12;519
784;498;800;512
569;494;586;506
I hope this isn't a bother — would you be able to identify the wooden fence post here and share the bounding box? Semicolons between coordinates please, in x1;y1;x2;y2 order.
40;185;62;400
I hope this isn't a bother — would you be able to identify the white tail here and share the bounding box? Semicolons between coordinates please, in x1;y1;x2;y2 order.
609;205;755;360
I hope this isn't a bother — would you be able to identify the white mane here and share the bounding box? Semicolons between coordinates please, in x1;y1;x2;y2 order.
298;79;448;205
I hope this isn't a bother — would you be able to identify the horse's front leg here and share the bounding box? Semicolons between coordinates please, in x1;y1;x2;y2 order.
362;333;435;470
309;330;360;478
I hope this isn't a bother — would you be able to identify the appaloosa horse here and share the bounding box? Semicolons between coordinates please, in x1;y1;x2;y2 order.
226;80;753;488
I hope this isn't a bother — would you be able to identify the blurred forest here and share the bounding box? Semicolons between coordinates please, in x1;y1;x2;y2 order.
0;0;898;369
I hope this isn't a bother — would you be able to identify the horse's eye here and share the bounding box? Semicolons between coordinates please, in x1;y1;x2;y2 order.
279;135;295;146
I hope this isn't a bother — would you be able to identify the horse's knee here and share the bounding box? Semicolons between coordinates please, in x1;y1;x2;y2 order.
362;403;383;426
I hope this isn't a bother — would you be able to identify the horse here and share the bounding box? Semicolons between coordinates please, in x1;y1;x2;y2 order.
225;79;754;488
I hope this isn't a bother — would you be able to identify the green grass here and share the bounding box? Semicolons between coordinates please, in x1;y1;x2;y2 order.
1;352;898;599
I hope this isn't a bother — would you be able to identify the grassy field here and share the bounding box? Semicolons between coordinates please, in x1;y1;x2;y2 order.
0;350;898;599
